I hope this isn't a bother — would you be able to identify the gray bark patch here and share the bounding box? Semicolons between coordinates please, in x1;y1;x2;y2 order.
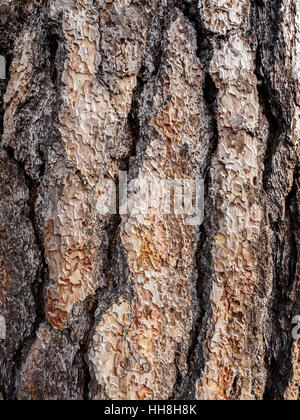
0;56;5;79
0;316;6;340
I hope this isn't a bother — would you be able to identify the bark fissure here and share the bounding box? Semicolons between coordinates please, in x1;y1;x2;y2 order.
1;0;299;400
254;0;300;399
2;145;47;399
0;19;45;395
264;168;299;399
171;3;220;398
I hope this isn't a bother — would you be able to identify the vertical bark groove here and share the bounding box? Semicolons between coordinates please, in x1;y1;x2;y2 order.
0;0;299;400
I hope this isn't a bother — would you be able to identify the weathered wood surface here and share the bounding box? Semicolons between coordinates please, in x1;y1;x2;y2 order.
0;0;299;400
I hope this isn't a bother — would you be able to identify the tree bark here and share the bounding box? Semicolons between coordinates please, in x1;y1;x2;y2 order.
0;0;299;400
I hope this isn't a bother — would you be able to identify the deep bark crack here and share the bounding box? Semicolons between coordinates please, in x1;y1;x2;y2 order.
171;1;220;399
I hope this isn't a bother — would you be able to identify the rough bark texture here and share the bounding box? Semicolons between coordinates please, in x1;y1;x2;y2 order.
0;0;299;400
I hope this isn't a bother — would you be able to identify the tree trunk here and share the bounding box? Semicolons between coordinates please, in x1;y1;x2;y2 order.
0;0;299;400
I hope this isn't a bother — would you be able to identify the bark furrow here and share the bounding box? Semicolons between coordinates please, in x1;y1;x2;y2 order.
0;0;299;400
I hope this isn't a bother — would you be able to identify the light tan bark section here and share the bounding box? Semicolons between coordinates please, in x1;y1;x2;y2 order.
45;0;157;329
196;1;272;399
89;13;205;400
